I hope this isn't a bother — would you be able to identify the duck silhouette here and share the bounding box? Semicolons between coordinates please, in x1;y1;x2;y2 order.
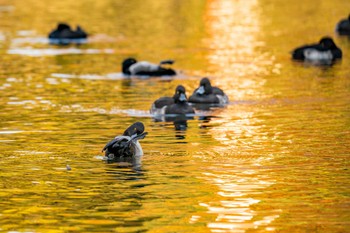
189;77;229;105
291;37;342;64
122;58;176;76
48;23;88;45
150;85;194;116
336;14;350;36
102;122;147;166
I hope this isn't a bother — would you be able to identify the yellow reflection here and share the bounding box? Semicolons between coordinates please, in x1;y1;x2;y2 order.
199;0;281;232
204;0;263;77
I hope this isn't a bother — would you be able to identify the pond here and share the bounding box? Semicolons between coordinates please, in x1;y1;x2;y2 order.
0;0;349;232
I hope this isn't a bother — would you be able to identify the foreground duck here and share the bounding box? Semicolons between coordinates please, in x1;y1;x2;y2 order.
336;14;350;35
291;37;342;64
189;78;229;105
48;23;88;45
102;122;147;166
151;85;194;116
122;58;176;76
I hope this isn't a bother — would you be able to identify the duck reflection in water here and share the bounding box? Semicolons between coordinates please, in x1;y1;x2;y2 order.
151;85;195;138
102;167;160;227
198;115;215;129
102;122;147;170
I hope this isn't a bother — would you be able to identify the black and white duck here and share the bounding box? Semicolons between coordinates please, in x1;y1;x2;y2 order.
291;37;342;64
122;58;176;76
102;122;147;166
189;77;229;105
150;85;194;116
48;23;88;45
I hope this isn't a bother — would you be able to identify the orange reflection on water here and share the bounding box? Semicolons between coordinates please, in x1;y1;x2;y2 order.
199;164;277;233
200;0;281;232
204;0;264;77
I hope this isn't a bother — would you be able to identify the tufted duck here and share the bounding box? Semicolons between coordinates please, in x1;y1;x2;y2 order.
122;58;176;76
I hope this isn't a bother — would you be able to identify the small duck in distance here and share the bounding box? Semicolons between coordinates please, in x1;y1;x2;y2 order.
151;85;194;116
291;37;342;64
122;57;176;76
189;77;229;105
102;122;147;166
48;23;88;45
336;14;350;36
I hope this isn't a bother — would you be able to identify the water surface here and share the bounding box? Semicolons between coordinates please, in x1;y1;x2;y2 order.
0;0;349;232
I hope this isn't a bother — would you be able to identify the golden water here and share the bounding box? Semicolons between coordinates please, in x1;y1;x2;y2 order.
0;0;349;232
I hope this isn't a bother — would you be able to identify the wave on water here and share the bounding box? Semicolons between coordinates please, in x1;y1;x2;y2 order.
7;48;115;56
0;5;14;12
51;73;125;80
51;72;185;81
60;105;152;117
59;104;217;121
7;33;122;56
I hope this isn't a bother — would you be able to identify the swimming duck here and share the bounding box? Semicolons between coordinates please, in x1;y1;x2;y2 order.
122;58;176;76
48;23;88;45
291;37;342;63
336;14;350;35
189;77;229;105
102;122;147;165
150;85;194;116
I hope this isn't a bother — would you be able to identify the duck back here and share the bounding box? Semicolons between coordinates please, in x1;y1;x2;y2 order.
189;94;220;104
165;103;195;115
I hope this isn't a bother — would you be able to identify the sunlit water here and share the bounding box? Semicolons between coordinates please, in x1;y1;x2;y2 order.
1;0;350;232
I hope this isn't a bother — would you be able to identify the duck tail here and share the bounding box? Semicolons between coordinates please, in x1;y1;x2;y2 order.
159;60;174;65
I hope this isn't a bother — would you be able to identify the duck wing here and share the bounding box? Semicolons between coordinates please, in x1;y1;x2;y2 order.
102;133;147;156
102;137;124;152
212;87;225;95
129;61;159;75
102;136;131;156
153;97;174;109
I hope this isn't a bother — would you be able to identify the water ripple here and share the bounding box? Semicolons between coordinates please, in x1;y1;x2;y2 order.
7;48;115;56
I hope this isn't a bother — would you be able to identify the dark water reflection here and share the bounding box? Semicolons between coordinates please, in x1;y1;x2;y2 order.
1;0;350;232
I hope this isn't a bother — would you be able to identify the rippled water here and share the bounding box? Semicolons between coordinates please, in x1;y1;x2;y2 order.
1;0;350;232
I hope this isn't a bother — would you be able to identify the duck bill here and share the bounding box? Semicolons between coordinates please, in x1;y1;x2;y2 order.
179;93;187;102
196;86;205;95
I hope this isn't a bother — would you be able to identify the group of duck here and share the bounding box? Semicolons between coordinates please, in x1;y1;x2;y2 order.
47;14;350;166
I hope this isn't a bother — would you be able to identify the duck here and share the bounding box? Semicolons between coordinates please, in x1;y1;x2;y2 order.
122;57;176;76
291;37;342;63
189;77;229;105
150;85;195;116
336;14;350;35
102;122;147;166
48;23;88;45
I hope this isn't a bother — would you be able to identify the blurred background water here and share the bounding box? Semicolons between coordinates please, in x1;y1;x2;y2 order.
0;0;350;232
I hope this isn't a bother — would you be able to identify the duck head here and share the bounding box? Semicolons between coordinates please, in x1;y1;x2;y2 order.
319;37;337;49
57;23;71;31
122;58;137;74
123;122;147;140
196;77;213;95
173;85;187;103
